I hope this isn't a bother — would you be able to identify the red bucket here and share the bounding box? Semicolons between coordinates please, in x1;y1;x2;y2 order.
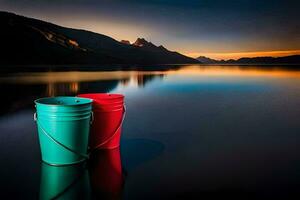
78;93;125;150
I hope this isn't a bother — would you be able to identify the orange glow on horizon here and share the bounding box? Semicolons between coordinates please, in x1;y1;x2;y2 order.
170;66;300;78
185;50;300;60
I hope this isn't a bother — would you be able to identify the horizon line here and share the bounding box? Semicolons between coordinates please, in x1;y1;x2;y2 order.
184;50;300;60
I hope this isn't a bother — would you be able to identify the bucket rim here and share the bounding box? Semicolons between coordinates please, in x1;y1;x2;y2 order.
35;96;93;107
78;93;124;101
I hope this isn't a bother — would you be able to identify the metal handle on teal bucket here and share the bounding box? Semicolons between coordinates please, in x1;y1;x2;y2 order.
90;111;94;124
34;112;92;166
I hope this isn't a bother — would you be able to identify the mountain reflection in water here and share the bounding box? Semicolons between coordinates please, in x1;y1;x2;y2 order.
0;65;299;115
0;71;165;114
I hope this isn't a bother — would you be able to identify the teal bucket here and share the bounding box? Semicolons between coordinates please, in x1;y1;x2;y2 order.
35;97;93;166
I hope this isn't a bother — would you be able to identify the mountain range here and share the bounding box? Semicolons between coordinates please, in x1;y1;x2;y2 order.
0;11;199;65
197;55;300;64
2;11;299;66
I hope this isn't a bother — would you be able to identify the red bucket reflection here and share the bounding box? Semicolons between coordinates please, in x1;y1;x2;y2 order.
89;148;124;199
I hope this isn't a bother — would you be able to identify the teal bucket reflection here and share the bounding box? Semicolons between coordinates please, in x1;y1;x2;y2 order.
39;163;91;200
35;97;93;166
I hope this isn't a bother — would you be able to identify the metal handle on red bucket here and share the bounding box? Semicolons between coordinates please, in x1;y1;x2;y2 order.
34;112;90;166
90;105;126;152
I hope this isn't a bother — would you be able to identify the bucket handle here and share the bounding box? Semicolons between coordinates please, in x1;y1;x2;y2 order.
34;113;90;163
90;105;126;152
90;111;94;124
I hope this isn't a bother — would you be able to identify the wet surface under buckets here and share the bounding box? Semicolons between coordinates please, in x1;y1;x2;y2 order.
37;140;164;200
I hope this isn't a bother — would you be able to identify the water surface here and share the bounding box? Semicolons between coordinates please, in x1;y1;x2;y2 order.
0;65;300;199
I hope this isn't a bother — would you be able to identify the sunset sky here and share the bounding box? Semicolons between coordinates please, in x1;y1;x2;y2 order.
1;0;300;59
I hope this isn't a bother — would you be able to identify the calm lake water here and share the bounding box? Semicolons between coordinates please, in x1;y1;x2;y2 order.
0;65;300;199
